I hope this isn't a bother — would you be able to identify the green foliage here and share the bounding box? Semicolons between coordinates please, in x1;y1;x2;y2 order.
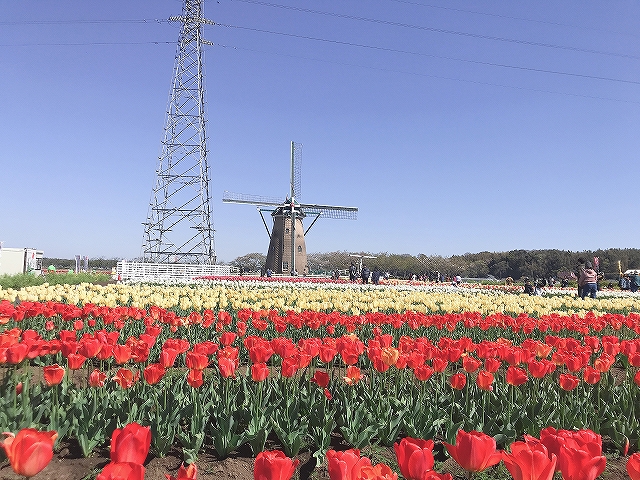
289;248;640;280
0;272;112;289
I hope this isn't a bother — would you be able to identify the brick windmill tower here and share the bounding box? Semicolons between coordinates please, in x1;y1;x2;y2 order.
223;142;357;275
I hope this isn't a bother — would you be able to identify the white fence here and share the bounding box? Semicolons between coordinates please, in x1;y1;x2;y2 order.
116;261;232;281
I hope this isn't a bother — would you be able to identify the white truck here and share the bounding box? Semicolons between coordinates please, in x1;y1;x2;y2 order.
0;247;44;276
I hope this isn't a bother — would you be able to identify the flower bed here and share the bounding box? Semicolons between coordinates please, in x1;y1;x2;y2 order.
0;282;639;479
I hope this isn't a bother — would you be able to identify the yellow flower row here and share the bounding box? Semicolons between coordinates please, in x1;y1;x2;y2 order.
2;280;639;317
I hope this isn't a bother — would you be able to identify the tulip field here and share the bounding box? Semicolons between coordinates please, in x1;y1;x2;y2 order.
1;279;640;479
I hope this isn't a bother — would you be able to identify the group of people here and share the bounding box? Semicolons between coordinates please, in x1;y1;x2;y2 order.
349;263;384;285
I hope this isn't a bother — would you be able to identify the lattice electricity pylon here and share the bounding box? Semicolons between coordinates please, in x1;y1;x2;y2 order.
141;0;216;264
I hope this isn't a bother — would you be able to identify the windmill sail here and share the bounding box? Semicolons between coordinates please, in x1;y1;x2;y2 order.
223;142;357;275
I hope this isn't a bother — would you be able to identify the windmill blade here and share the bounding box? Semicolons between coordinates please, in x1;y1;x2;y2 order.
300;203;358;220
291;141;302;200
222;191;283;207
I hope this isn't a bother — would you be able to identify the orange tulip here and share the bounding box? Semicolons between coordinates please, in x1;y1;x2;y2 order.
360;462;398;480
380;347;400;367
0;428;58;477
344;366;362;385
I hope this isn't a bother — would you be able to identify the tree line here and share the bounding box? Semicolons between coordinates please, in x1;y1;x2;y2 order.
44;248;640;281
230;248;640;281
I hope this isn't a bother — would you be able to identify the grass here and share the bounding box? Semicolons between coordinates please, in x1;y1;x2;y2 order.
0;272;113;290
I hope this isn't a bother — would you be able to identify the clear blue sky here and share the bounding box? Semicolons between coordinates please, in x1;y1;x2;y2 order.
1;1;639;262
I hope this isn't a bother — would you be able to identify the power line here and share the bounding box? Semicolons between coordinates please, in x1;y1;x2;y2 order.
0;41;175;47
231;0;640;61
0;19;170;26
387;0;640;39
217;23;640;86
210;42;640;105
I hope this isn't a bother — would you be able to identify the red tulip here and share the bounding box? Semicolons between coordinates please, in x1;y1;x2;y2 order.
462;355;481;373
628;453;640;480
505;366;528;386
43;364;65;386
251;362;270;382
422;473;453;480
476;370;494;391
559;373;579;391
326;449;372;480
6;343;28;364
557;445;606;480
311;371;330;388
112;344;132;364
110;422;151;465
166;462;197;480
89;368;107;387
393;437;435;480
444;430;502;472
449;373;466;390
143;363;166;385
634;370;640;387
432;357;448;372
220;332;237;346
583;366;601;385
97;461;145;480
0;428;58;477
219;356;237;378
67;353;87;370
501;440;556;480
113;368;138;389
484;358;502;373
185;351;209;370
280;356;300;378
187;369;204;388
413;365;434;381
160;347;180;368
254;450;299;480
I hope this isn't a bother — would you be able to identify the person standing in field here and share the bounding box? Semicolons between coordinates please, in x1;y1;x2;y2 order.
578;261;598;299
361;265;370;284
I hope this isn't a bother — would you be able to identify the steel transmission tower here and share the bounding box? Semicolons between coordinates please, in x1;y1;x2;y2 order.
142;0;216;264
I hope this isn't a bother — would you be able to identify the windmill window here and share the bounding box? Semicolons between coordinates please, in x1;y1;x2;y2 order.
283;262;289;270
285;228;290;234
297;246;302;253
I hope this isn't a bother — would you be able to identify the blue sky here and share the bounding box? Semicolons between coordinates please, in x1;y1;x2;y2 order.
1;1;639;262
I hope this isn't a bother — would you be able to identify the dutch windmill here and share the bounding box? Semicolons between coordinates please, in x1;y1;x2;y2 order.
223;142;358;275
